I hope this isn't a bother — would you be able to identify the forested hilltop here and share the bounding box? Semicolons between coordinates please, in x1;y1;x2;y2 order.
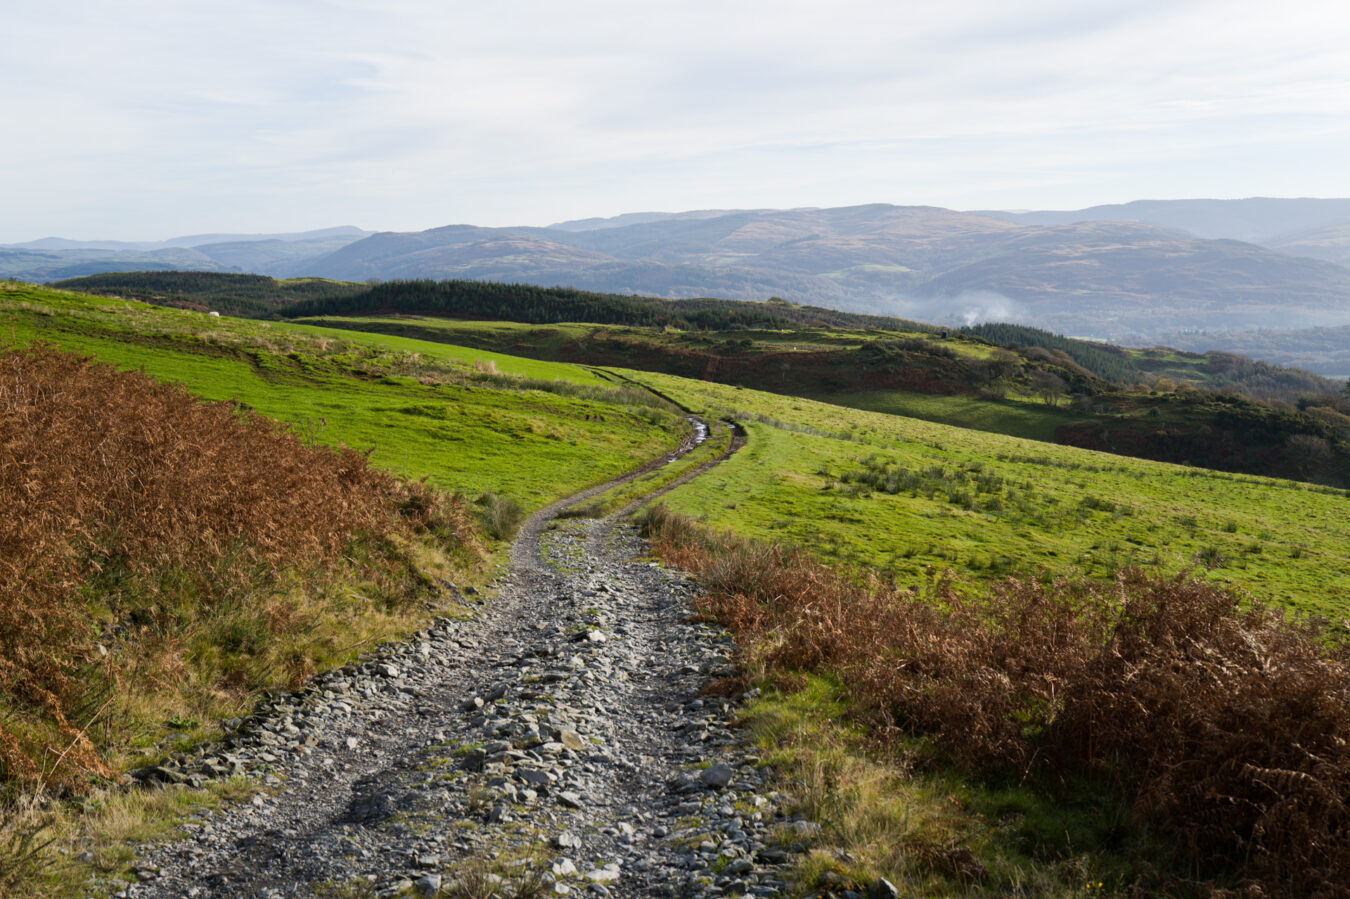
286;278;942;332
53;271;367;317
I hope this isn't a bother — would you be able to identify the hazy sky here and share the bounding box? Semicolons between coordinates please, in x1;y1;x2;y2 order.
4;0;1350;241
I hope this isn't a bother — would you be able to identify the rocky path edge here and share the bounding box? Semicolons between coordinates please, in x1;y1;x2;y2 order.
101;415;828;899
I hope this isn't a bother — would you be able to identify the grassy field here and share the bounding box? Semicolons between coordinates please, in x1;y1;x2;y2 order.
295;315;1088;439
816;388;1085;442
1;283;684;508
294;313;1350;492
627;372;1350;619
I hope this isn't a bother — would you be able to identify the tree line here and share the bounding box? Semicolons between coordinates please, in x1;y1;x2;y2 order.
278;278;930;332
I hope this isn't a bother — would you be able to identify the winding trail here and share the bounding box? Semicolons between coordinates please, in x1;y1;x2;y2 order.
119;417;806;899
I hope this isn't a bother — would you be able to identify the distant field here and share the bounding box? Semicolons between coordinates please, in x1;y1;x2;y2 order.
296;314;1084;441
0;283;681;507
816;388;1086;442
632;373;1350;618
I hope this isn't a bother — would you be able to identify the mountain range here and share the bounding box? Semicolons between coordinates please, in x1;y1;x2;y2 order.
11;199;1350;341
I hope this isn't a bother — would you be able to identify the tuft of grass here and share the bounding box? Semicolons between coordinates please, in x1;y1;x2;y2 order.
0;806;55;894
0;775;265;897
477;492;526;540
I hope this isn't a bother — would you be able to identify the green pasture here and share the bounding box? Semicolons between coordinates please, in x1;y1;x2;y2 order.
293;316;604;365
817;389;1086;442
1;284;682;508
630;372;1350;618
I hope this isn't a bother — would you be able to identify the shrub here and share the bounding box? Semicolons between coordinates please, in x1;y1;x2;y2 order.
640;504;1350;895
478;492;526;540
0;344;476;788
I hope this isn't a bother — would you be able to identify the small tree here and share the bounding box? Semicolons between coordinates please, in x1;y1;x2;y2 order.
1030;370;1067;406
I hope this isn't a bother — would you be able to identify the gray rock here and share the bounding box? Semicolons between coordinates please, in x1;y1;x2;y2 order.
868;877;899;899
699;763;735;789
517;768;553;788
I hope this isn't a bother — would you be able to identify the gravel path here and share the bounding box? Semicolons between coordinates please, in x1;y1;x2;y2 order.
111;420;812;898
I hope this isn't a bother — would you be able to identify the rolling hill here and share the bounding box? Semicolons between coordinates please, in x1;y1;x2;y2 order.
284;205;1350;340
0;227;370;283
17;202;1350;347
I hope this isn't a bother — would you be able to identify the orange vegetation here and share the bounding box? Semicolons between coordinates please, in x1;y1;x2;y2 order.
0;344;474;788
640;504;1350;895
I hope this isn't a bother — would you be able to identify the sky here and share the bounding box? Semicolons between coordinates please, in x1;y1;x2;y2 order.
4;0;1350;242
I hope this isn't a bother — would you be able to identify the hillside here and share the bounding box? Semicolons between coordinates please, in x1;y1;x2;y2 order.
43;271;1350;485
280;204;1350;339
9;278;1346;610
6;280;1350;897
1266;220;1350;268
284;304;1350;487
977;197;1350;243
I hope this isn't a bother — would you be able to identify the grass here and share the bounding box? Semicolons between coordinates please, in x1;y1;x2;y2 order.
818;389;1085;442
626;371;1350;619
0;283;684;508
744;679;1144;897
2;777;264;896
551;417;736;518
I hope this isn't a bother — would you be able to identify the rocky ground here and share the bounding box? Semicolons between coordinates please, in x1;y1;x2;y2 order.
106;430;819;898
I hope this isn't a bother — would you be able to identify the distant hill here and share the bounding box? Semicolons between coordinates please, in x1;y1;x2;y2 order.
287;204;1350;340
1152;324;1350;380
547;209;757;232
0;227;371;283
15;203;1350;345
1265;222;1350;269
0;246;231;282
977;198;1350;244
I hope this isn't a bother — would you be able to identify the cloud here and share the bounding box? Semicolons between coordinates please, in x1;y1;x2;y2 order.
891;291;1027;328
3;0;1350;240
